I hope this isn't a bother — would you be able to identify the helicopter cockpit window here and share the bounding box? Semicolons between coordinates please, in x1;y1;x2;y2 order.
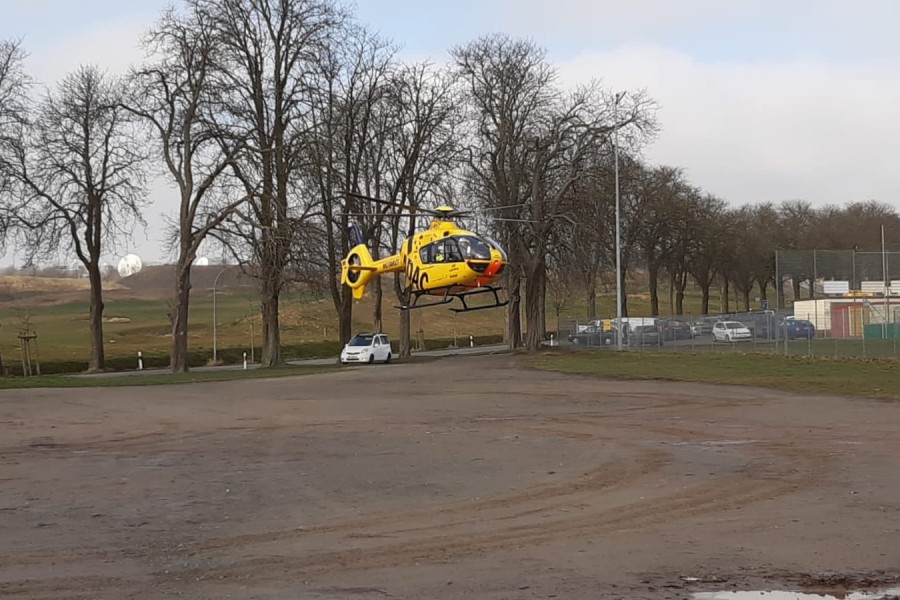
422;239;464;263
484;236;508;263
455;236;492;261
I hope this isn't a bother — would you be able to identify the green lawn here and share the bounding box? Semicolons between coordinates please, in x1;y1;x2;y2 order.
521;349;900;400
0;364;343;389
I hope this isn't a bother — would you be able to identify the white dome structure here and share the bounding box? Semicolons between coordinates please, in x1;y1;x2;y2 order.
117;254;143;278
195;256;209;266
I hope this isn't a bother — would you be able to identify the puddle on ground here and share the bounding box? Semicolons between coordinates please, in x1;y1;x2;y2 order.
693;589;900;600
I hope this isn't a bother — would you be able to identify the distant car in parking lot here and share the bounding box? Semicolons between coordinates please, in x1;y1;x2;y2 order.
660;319;694;340
691;316;723;336
568;325;616;346
630;325;663;346
779;319;816;340
712;320;752;342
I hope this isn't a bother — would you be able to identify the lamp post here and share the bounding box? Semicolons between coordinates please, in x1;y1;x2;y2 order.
212;264;238;363
614;91;626;351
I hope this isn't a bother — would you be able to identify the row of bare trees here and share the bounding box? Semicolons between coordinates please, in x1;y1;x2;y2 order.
2;1;897;370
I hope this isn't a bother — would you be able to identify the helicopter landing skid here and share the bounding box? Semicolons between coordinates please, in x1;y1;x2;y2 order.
395;287;453;310
448;286;508;313
395;286;508;312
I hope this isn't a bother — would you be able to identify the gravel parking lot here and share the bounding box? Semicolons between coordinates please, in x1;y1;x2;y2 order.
2;354;899;599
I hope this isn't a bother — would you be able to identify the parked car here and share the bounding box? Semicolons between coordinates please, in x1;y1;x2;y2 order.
660;319;694;340
340;333;393;364
779;319;816;340
691;316;723;336
712;320;752;342
629;325;663;346
569;324;617;346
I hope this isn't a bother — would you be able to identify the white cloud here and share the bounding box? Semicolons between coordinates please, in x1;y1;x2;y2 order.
22;15;150;87
557;45;900;210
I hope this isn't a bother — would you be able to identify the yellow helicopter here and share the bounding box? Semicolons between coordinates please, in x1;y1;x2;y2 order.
340;197;510;312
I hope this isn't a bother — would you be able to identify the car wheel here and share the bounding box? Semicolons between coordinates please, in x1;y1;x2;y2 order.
385;352;392;364
368;354;374;364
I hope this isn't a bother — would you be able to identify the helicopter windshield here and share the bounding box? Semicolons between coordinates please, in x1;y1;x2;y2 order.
483;236;508;262
456;236;492;260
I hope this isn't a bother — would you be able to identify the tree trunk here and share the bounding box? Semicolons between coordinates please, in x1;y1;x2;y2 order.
524;260;546;351
721;277;731;313
260;277;283;367
777;277;786;310
170;264;192;373
373;275;383;333
399;308;411;358
87;264;105;372
792;278;801;303
742;288;751;311
339;287;353;345
700;284;711;315
667;271;675;317
808;278;815;300
675;272;687;316
619;267;629;318
758;279;769;302
586;287;597;320
648;260;660;316
506;271;522;350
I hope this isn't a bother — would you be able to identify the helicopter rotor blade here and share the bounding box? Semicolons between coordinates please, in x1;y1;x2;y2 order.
345;192;439;217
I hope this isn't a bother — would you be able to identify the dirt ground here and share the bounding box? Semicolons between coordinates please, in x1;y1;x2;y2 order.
2;355;899;599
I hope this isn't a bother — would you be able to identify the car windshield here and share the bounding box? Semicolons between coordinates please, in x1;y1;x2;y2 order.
348;334;374;347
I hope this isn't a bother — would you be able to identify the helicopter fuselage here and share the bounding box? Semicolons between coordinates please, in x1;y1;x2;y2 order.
340;219;507;301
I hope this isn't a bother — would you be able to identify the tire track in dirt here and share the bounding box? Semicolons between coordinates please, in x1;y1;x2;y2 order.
184;444;825;582
184;447;669;553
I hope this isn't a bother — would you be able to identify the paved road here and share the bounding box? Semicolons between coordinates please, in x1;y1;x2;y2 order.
69;344;511;378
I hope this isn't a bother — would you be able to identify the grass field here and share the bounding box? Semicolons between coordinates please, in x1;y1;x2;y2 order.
0;364;341;389
522;348;900;401
0;273;730;372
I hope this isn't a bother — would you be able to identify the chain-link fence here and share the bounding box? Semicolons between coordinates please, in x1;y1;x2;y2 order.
550;247;900;359
775;249;899;307
557;306;900;360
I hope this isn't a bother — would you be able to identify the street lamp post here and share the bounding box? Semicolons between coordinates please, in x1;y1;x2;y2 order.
212;265;237;363
614;91;626;351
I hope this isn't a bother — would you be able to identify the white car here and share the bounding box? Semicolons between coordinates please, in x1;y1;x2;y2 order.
712;320;752;342
340;333;393;364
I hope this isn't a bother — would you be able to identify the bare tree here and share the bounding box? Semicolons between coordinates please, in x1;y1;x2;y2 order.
382;63;462;357
127;6;247;373
200;0;344;366
633;165;691;316
453;35;657;351
452;35;552;350
685;194;727;314
10;66;148;371
305;22;396;345
0;39;31;242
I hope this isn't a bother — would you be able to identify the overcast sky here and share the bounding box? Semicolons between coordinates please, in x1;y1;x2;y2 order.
3;0;900;266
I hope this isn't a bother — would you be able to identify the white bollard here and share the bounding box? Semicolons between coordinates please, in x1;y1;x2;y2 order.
469;335;474;348
137;351;143;370
550;334;555;346
243;351;248;370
